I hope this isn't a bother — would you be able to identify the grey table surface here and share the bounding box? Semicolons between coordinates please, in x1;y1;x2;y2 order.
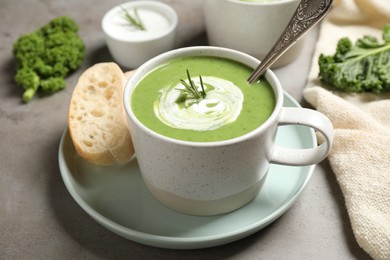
0;0;371;259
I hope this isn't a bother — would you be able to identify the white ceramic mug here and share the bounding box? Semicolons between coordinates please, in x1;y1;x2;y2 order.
123;46;333;216
204;0;304;68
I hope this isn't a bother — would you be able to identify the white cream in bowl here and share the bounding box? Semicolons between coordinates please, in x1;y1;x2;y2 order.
102;1;178;68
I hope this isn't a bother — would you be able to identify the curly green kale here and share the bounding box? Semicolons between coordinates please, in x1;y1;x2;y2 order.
318;24;390;93
12;16;85;102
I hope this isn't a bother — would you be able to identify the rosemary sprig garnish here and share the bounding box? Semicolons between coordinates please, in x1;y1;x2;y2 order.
179;69;206;100
120;6;146;31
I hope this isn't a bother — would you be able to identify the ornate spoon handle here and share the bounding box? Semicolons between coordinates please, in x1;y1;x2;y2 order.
247;0;333;83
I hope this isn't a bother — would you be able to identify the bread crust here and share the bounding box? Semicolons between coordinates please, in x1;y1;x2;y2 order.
68;63;134;165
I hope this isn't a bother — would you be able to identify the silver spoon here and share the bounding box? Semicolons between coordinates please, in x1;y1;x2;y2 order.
247;0;334;84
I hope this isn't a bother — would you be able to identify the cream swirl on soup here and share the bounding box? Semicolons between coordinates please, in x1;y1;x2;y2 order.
154;76;243;131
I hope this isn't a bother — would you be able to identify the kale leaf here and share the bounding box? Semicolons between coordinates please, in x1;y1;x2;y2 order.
13;16;85;102
318;24;390;93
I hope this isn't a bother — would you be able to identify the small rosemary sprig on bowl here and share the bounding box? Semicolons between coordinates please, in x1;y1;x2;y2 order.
120;6;146;31
178;69;206;101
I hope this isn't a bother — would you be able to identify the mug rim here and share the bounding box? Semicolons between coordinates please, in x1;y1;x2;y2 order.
226;0;300;6
123;46;284;147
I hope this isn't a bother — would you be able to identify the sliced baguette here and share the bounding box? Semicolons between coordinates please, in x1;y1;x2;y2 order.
124;70;134;80
68;62;134;165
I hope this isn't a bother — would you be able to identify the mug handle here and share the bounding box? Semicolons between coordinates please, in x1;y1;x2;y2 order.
270;107;333;166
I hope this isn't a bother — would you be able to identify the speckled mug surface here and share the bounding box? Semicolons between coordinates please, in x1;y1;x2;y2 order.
204;0;305;68
123;46;333;216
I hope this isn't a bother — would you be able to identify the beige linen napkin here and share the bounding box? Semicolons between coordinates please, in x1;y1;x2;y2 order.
302;0;390;259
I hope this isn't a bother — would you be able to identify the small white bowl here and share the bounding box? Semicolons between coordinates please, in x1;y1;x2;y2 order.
102;1;178;68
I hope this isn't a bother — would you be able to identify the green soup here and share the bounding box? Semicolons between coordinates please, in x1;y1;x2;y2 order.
131;56;275;142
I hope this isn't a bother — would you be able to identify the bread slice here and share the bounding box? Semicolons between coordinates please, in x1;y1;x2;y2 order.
68;63;135;165
124;70;134;80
